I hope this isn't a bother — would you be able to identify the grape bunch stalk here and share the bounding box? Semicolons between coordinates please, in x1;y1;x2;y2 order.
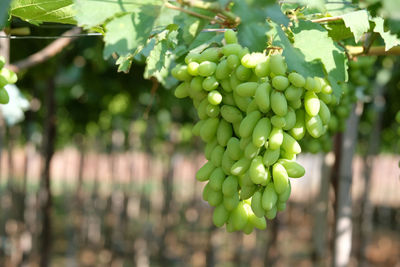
172;30;333;234
0;56;18;104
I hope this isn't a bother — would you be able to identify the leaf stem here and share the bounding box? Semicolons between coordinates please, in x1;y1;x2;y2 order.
311;16;343;23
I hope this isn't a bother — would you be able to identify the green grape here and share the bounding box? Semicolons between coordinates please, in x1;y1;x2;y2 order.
174;82;189;98
265;206;277;220
262;183;278;211
191;76;204;92
172;65;192;81
213;204;230;227
272;163;289;194
305;114;325;138
272;76;289;91
313;77;322;93
227;54;240;68
231;157;251;176
251;191;265;217
283;107;296;131
208;90;222;105
236;65;253;81
263;148;280;167
196;161;215;182
246;99;259;113
211;146;225;166
200;117;219;142
318;100;331;125
0;68;17;84
254;58;270;77
277;202;286;211
288;98;302;109
271;115;286;128
240;184;257;200
222;150;235;174
220;78;233;93
209;167;225;191
278;181;291;202
200;47;221;62
221;105;243;123
304;91;320;116
0;75;8;88
185;52;201;64
197;99;209;120
249;156;269;185
202;183;211;201
254;83;271;113
203;76;219;91
198;61;217;76
271;90;288;116
280;150;296;160
269;54;287;75
278;159;305;178
285;85;303;102
241;52;265;68
216;59;231;80
239;137;252;150
222;44;243;56
248;212;267;230
206;104;220;118
268;127;283;150
192;120;204;136
230;72;241;91
282;132;301;154
0;88;9;104
238;172;255;187
223;191;240;211
239;111;262;138
231;201;249;230
226;137;242;160
290;110;306;140
304;77;317;91
252;117;271;148
225;29;238;44
288;72;305;87
222;175;238;196
321;84;332;94
233;92;251;112
0;56;5;68
318;92;332;104
217;119;232;147
235;82;258;97
244;141;260;159
208;189;223;206
205;139;218;160
187;61;200;76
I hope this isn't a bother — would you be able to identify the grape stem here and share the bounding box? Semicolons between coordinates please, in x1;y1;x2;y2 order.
310;16;343;23
346;45;400;56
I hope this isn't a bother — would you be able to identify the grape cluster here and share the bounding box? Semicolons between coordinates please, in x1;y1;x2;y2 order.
172;30;333;233
0;56;17;104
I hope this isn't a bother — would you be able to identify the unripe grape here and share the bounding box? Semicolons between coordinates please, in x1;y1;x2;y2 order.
268;127;283;150
211;145;225;166
192;120;204;136
223;191;240;211
216;59;231;80
248;212;267;230
271;90;288;116
244;141;260;159
196;161;215;182
222;175;239;196
200;47;221;62
222;44;242;56
235;82;258;97
278;181;291;202
254;83;271;113
205;139;218;160
251;191;265;217
288;72;305;87
206;104;220;117
198;61;217;76
213;204;230;227
255;58;270;77
305;114;325;138
262;183;278;210
174;82;189;98
271;115;286;128
187;61;200;76
236;65;252;81
202;182;211;201
269;54;287;75
231;201;249;230
282;132;301;154
241;52;265;68
226;137;242;160
222;150;235;174
252;117;271;148
304;91;320;116
231;157;251;176
185;52;201;64
239;111;262;138
227;54;240;68
217;119;233;147
263;148;280;167
203;76;219;91
285;85;303;102
240;185;257;200
278;159;305;178
249;156;269;185
221;105;243;123
283;107;296;130
208;189;223;206
190;76;204;92
272;163;289;194
209;167;225;190
318;100;331;125
265;206;277;220
200;117;219;142
290;110;306;140
277;202;286;211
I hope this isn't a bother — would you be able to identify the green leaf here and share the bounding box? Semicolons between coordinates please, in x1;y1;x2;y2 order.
188;31;224;53
10;0;76;25
292;20;347;84
267;21;324;79
264;4;290;27
238;22;270;52
0;0;12;28
372;17;400;51
342;10;370;42
74;0;162;28
103;6;160;59
325;21;353;41
116;55;133;73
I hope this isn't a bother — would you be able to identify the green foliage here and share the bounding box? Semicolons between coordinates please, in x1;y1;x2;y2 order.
372;17;400;50
342;10;370;43
0;0;12;28
10;0;76;25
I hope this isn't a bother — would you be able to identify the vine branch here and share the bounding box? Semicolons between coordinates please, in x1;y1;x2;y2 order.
8;27;82;73
164;2;223;23
311;16;343;23
346;45;400;56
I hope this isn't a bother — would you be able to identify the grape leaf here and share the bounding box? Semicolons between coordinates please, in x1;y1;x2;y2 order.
264;4;290;27
292;20;347;84
103;6;160;59
372;17;400;51
0;0;12;28
74;0;162;28
325;21;353;41
267;21;324;79
342;10;370;43
238;22;270;52
10;0;76;25
188;31;224;53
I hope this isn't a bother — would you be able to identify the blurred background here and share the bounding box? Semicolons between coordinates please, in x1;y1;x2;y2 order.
0;21;399;267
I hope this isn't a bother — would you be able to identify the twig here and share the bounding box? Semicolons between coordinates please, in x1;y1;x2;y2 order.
7;27;82;73
164;2;224;24
311;16;343;23
346;45;400;56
